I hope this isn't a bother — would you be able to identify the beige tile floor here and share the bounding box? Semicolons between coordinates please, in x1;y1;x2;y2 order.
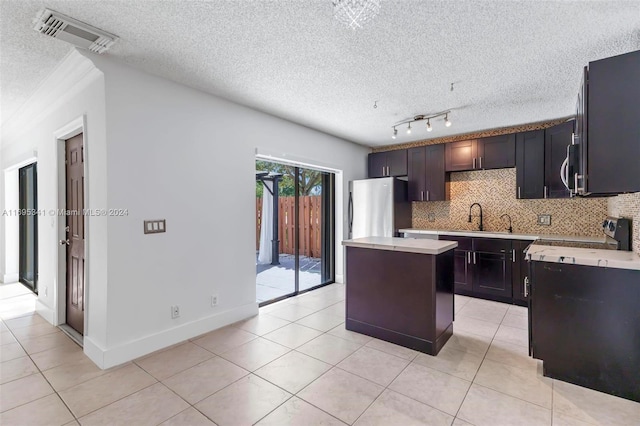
1;281;640;425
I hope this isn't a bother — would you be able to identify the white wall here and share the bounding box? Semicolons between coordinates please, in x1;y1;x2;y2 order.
1;51;109;354
2;49;368;368
89;54;368;366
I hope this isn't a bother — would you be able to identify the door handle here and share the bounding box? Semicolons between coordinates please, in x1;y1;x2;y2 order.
518;186;521;199
426;190;430;201
59;239;70;246
473;252;477;264
544;186;548;198
524;276;529;297
512;248;516;262
473;158;476;169
467;251;471;264
382;166;385;176
479;157;483;169
386;166;390;176
421;190;424;201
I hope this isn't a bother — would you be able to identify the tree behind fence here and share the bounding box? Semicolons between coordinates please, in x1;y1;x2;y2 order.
256;196;322;258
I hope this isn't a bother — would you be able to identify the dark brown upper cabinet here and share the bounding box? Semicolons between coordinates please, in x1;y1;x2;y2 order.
445;135;515;172
516;122;574;200
544;121;573;198
368;150;408;178
516;130;545;199
582;50;640;194
407;144;448;202
477;134;516;169
445;140;477;171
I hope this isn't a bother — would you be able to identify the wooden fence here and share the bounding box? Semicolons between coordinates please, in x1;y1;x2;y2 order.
256;196;322;258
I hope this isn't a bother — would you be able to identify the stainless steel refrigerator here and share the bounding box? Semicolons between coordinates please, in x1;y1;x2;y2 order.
348;177;411;239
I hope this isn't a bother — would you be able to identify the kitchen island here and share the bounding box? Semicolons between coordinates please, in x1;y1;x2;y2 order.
342;237;457;355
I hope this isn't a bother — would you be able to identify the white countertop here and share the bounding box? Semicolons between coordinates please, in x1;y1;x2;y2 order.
400;228;608;243
526;244;640;271
342;237;457;255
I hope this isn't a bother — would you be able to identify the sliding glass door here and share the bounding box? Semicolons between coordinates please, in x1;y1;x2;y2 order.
19;163;38;292
255;160;334;305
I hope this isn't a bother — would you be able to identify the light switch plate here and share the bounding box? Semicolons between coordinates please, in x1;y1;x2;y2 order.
537;214;551;226
144;219;166;234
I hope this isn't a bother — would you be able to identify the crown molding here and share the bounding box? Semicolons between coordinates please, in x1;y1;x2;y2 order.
1;49;103;146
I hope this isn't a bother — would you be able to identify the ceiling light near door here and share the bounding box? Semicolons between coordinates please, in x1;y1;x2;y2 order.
391;111;452;139
333;0;381;30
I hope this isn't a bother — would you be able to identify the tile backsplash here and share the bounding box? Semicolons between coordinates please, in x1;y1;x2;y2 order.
608;192;640;255
412;168;609;237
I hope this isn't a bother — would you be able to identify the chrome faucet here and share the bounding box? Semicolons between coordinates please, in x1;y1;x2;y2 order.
501;213;513;233
468;203;483;231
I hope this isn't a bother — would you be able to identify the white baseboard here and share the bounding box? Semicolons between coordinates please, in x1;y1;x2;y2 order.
335;274;344;284
1;273;19;283
35;300;55;324
84;302;259;370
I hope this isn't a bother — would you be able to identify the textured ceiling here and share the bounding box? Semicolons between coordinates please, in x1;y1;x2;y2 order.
1;0;639;147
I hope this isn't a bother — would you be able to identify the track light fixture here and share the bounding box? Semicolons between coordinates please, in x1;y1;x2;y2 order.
391;110;452;139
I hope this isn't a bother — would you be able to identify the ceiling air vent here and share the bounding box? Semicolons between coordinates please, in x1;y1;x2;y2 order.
33;9;118;54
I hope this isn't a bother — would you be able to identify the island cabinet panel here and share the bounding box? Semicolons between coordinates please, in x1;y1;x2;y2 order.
345;246;454;355
530;261;640;402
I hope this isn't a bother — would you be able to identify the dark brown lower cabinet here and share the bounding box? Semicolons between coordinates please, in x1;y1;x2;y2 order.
443;237;473;294
440;236;532;304
530;261;640;402
512;240;535;306
472;238;512;301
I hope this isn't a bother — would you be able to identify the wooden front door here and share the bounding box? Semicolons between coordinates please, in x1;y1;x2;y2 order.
65;134;85;335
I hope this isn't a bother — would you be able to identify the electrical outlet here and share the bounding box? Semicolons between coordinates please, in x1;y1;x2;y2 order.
428;213;436;222
171;305;180;319
211;295;218;307
537;214;551;226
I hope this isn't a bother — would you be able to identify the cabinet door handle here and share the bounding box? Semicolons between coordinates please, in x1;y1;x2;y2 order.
512;249;516;262
518;186;521;199
544;186;548;198
467;252;471;264
421;190;424;201
473;158;476;169
426;190;430;201
387;166;390;176
524;276;529;297
382;166;385;176
473;252;477;264
479;157;483;169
